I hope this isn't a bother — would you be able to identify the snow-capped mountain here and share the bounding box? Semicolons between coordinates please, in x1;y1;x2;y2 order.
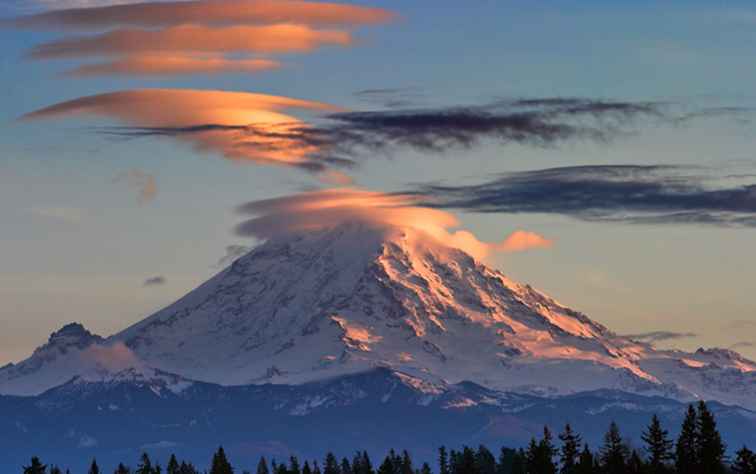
1;221;755;409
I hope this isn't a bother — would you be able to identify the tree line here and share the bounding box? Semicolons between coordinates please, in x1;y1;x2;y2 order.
21;401;756;474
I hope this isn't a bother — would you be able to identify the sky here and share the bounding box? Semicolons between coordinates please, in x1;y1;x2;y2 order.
1;0;756;364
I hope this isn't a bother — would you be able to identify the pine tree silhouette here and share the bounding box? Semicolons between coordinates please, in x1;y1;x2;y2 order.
166;454;179;474
733;446;756;474
23;458;47;474
599;422;628;474
642;414;673;473
439;447;449;474
675;404;699;474
210;447;234;474
324;453;340;474
257;457;270;474
114;462;131;474
474;445;496;474
575;445;595;474
88;459;101;474
558;424;581;474
136;453;153;474
696;401;726;474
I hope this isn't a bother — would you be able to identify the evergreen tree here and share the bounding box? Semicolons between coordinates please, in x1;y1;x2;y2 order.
290;457;301;474
50;467;63;474
341;458;352;474
641;414;673;473
324;453;340;474
136;453;153;474
626;450;644;474
599;422;628;474
524;438;539;473
154;464;163;474
732;446;756;474
419;463;431;474
438;447;449;474
378;455;395;474
210;447;234;474
510;450;525;474
575;445;595;474
495;448;519;474
353;451;373;474
458;447;476;474
696;401;726;474
257;458;270;474
400;451;414;474
675;404;699;474
23;457;47;474
558;424;581;474
114;463;131;474
475;445;496;474
303;462;313;474
167;455;180;474
88;459;101;474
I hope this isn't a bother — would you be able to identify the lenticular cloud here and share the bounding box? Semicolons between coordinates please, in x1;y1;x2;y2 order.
235;188;553;260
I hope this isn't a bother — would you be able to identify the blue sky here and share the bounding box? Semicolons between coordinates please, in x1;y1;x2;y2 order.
2;0;756;363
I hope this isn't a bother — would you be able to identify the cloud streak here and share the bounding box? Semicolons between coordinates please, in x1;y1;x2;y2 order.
12;0;394;29
623;331;698;343
215;244;252;268
22;88;342;172
235;188;552;261
143;275;165;286
412;165;756;227
28;24;352;59
8;0;394;77
100;97;667;169
67;54;280;76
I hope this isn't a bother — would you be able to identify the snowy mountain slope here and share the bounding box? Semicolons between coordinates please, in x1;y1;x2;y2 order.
1;221;754;409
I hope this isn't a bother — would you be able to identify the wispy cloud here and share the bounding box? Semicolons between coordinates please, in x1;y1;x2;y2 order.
27;24;353;59
143;275;165;286
215;244;251;268
113;168;156;205
8;0;394;77
412;165;756;227
67;54;280;77
13;0;394;29
98;97;667;169
623;331;698;343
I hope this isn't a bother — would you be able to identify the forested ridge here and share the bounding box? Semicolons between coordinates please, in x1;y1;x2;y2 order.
20;401;756;474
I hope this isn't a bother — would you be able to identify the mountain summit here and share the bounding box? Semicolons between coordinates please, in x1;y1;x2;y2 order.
3;219;753;408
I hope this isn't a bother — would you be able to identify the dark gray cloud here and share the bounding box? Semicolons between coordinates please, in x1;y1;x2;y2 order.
413;165;756;227
214;244;251;268
143;275;166;286
97;97;666;167
623;331;698;343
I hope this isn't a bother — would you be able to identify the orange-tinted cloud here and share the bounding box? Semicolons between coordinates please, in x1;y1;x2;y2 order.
14;0;395;30
29;24;352;59
236;188;552;260
497;230;553;252
68;54;281;76
22;88;341;169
